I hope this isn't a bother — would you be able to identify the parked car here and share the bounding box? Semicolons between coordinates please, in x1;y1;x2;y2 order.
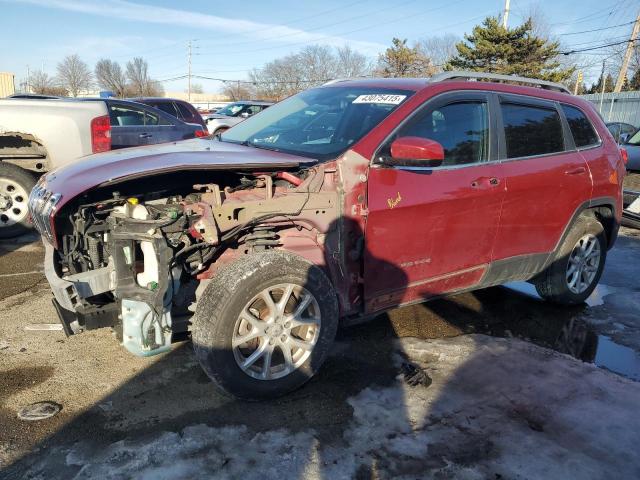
30;72;625;400
0;97;206;237
606;121;637;144
205;100;273;135
131;97;207;130
622;128;640;171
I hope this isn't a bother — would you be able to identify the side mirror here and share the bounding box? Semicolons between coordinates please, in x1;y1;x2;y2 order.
240;112;250;118
389;136;444;167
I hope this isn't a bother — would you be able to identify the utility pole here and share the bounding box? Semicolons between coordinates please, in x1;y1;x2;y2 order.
502;0;511;29
26;64;30;93
614;10;640;92
599;61;606;114
573;70;583;95
187;40;192;102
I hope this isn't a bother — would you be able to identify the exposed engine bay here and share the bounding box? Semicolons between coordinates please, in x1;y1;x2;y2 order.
44;165;339;357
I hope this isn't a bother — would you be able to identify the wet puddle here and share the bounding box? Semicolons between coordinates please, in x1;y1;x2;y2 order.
497;282;640;382
504;281;617;307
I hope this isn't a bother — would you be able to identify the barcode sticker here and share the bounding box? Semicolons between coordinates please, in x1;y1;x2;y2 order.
352;94;406;105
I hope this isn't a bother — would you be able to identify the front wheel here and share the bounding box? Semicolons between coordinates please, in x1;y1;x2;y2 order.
534;213;606;305
192;250;339;400
0;163;37;239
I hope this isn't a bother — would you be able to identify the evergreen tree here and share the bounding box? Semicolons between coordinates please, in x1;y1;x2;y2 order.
445;16;574;82
588;73;615;94
375;38;434;77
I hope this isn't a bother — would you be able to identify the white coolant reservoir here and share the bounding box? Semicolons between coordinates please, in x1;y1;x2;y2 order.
131;204;160;288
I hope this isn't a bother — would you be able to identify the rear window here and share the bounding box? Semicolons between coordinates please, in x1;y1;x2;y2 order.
175;102;193;121
561;105;599;148
501;103;564;158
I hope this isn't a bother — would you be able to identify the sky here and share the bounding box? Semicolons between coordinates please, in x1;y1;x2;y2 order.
0;0;638;94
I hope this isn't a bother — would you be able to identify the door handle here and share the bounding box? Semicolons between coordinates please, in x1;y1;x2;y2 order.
139;133;153;138
471;177;500;189
564;167;586;175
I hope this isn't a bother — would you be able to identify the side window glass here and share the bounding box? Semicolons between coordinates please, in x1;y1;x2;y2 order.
144;110;160;126
109;105;146;126
247;105;262;116
154;102;179;118
143;110;170;126
399;101;489;166
501;103;563;158
561;104;599;148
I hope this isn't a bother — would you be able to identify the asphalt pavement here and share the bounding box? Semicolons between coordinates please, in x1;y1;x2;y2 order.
1;228;639;479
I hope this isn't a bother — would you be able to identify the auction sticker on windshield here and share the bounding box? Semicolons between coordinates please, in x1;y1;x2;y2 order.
352;94;406;105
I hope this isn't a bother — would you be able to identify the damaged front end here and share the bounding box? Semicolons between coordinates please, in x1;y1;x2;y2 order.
33;165;338;357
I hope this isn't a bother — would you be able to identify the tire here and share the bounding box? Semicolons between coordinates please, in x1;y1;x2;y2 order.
0;163;37;239
534;213;606;305
192;250;339;400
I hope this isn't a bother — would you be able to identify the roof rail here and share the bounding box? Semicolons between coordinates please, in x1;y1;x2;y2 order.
429;71;571;94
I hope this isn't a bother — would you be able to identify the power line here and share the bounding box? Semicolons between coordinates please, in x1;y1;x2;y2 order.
561;38;639;55
559;20;635;36
550;1;627;26
196;0;420;49
197;0;470;57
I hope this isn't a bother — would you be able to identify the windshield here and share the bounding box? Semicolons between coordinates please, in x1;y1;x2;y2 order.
627;129;640;146
216;103;247;117
220;86;413;161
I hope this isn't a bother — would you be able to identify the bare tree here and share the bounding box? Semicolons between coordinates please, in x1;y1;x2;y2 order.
418;34;459;71
149;80;165;97
126;57;155;96
250;44;372;100
95;59;127;97
335;45;372;78
29;70;67;96
190;83;204;95
56;54;92;97
605;43;640;90
221;81;254;101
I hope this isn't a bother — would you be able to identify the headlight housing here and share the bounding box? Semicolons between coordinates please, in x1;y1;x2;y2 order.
28;183;61;246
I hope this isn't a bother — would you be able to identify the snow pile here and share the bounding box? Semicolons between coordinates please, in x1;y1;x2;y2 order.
19;335;640;479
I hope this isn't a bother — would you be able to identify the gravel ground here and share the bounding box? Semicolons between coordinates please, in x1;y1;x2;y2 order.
0;228;639;479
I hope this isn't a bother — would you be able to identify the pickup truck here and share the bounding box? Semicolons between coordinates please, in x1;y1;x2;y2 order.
0;97;207;237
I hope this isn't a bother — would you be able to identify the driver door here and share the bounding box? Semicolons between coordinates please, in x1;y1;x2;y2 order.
364;92;506;312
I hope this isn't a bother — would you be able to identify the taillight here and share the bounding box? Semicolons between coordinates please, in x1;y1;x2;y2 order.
194;129;208;138
91;115;111;153
620;147;628;166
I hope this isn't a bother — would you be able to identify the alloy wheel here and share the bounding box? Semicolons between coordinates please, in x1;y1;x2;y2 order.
566;233;601;294
232;283;321;380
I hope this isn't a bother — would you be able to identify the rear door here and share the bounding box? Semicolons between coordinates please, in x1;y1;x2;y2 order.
364;91;506;312
491;95;592;263
108;102;151;149
138;106;185;144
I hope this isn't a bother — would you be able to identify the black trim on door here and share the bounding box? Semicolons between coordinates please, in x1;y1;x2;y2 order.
372;90;499;167
495;93;571;161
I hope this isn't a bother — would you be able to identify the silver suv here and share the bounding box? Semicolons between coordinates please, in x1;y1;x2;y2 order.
205;100;273;135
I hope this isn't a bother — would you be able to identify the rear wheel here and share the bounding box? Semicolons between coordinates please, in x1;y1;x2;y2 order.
0;163;36;238
534;213;606;305
192;250;338;400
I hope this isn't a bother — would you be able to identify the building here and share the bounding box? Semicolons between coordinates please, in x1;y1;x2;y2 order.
580;91;640;127
0;72;15;98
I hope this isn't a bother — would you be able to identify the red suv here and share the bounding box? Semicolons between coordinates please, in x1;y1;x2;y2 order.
30;72;625;399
